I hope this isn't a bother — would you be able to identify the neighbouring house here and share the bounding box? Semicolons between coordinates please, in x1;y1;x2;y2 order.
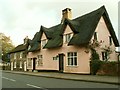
27;6;119;74
9;36;30;71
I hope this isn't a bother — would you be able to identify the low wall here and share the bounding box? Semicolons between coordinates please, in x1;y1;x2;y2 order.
96;61;119;76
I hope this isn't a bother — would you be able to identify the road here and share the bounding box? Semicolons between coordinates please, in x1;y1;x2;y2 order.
2;72;119;89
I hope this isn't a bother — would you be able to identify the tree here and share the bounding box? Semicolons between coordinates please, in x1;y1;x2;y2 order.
0;33;15;62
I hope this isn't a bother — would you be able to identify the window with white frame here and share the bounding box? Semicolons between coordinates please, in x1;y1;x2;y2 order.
27;58;32;67
102;52;108;61
14;53;16;59
20;52;23;58
36;55;43;66
14;61;16;68
67;52;77;66
20;61;22;68
41;39;47;48
64;33;73;43
53;56;59;60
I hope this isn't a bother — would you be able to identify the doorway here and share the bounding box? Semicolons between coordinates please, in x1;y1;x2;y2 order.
59;54;64;72
33;58;37;71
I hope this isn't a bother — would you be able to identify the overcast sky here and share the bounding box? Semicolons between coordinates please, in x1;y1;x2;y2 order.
0;0;119;47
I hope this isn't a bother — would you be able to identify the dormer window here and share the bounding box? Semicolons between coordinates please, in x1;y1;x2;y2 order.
64;33;73;43
41;39;47;48
109;36;112;45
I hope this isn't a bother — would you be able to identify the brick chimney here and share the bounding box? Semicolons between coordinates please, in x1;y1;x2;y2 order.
61;8;72;24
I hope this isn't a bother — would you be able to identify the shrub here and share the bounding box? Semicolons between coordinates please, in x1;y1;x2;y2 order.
90;60;102;75
90;48;101;75
90;49;99;61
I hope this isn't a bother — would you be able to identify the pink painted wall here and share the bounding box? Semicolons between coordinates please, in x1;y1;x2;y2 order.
36;48;59;70
61;45;90;74
91;16;118;61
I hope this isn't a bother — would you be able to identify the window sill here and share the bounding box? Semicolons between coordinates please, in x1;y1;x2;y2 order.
66;65;78;68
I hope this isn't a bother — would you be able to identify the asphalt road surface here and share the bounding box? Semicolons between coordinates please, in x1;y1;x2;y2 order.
2;72;119;89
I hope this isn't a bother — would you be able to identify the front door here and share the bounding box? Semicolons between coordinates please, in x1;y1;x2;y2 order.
59;54;64;72
33;58;36;71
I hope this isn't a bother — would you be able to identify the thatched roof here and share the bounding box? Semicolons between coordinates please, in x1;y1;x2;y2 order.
42;24;63;48
28;30;42;52
28;5;119;52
